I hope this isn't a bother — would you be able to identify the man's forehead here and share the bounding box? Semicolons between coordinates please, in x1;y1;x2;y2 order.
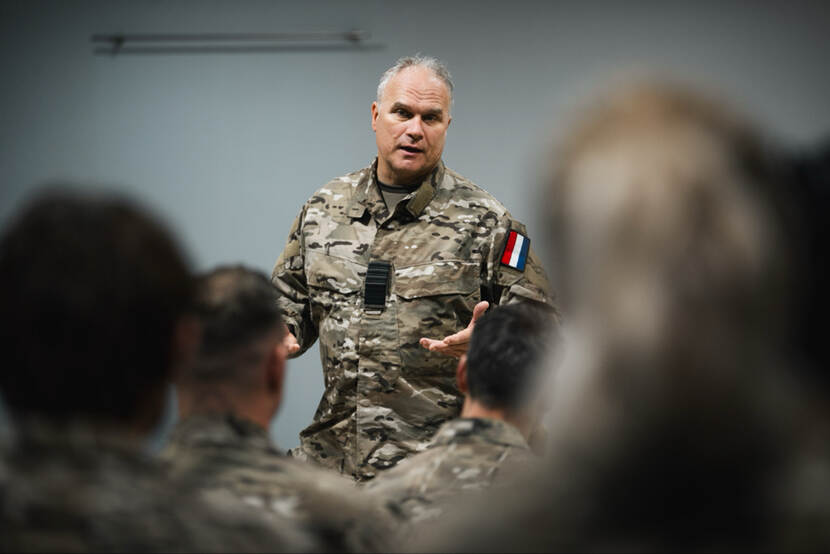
382;66;451;108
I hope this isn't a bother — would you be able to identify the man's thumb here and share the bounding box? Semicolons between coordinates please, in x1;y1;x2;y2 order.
471;301;490;322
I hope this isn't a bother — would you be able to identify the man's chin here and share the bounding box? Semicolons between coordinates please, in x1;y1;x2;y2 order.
388;161;437;184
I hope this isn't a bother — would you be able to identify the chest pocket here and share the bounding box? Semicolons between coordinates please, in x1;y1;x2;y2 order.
394;261;481;375
306;250;364;295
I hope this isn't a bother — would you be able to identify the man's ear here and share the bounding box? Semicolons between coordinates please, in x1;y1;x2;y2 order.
456;354;468;394
371;101;379;132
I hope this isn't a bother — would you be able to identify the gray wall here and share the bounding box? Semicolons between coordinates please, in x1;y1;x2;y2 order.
2;0;828;450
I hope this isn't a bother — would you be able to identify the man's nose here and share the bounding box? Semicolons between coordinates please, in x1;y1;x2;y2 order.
405;117;424;141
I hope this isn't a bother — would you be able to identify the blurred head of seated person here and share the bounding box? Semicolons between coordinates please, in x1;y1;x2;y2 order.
175;265;288;429
367;301;559;525
415;83;824;552
162;265;394;553
459;301;560;443
0;188;314;553
0;188;195;434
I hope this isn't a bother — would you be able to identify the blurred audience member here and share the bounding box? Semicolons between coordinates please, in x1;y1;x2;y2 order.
162;265;393;553
0;189;313;552
784;138;830;384
414;83;827;552
368;302;559;526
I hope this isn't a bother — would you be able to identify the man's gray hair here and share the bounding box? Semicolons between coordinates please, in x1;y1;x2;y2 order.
376;54;454;104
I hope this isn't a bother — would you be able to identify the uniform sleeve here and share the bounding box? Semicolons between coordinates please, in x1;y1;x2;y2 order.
271;205;318;356
485;215;558;311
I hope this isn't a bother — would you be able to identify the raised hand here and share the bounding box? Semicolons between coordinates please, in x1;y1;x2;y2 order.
419;301;489;359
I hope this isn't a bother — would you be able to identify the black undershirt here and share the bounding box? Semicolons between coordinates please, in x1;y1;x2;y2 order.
377;180;420;213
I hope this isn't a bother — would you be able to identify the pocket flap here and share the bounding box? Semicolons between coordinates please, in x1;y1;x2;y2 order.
306;251;364;294
394;261;479;299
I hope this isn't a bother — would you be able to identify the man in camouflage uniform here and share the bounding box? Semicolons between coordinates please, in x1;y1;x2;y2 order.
0;191;312;552
367;302;558;525
162;266;392;553
272;55;555;481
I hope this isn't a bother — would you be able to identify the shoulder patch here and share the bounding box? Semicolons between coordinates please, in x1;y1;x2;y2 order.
500;230;530;272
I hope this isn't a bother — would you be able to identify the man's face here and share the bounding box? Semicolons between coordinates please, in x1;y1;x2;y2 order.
372;66;452;185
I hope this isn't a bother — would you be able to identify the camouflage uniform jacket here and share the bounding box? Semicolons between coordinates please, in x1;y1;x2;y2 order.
0;419;315;552
367;417;534;524
160;413;393;553
272;159;554;480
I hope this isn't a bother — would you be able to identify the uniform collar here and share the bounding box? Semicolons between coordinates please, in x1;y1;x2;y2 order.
348;158;443;222
429;417;530;450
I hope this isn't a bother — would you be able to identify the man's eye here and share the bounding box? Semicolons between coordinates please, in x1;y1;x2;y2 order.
395;109;410;118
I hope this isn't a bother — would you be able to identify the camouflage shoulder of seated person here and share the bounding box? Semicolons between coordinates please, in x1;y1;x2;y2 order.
161;413;393;553
1;420;315;553
366;418;535;524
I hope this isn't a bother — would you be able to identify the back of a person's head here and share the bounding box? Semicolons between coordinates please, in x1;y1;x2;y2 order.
547;82;790;376
0;188;193;425
184;265;284;386
465;302;559;416
540;83;804;549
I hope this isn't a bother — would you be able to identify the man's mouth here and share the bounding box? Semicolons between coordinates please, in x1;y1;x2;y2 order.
398;145;423;154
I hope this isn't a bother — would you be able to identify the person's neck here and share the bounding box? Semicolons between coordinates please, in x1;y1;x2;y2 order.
376;161;434;187
460;398;531;440
178;387;275;431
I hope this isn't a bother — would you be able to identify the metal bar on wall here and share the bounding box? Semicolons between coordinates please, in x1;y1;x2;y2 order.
91;30;379;55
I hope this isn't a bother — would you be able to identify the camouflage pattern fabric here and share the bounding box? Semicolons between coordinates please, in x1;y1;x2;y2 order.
272;159;554;480
366;417;534;525
0;420;315;553
160;414;394;553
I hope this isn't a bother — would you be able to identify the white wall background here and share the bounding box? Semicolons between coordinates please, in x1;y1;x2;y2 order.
2;0;829;450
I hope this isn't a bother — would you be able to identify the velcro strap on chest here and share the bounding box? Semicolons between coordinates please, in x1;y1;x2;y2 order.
364;261;391;311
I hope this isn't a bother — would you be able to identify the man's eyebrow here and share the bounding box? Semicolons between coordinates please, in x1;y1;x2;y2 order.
388;102;444;117
389;102;412;112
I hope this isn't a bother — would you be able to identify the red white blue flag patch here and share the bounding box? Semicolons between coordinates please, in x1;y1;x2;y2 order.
500;230;530;271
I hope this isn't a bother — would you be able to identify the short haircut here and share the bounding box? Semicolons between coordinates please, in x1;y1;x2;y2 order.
0;188;193;423
376;54;454;104
465;302;559;415
186;265;284;383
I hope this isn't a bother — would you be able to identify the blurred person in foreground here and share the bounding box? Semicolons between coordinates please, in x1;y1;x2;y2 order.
161;265;393;553
786;138;830;389
367;302;559;527
413;83;829;552
0;190;313;552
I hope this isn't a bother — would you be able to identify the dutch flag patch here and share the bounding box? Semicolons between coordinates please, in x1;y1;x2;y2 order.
500;230;530;272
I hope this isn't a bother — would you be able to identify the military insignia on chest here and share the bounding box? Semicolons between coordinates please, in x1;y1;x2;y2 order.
500;230;529;272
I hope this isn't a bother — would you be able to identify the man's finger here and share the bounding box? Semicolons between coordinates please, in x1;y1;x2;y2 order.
470;301;490;323
284;326;301;355
442;330;470;346
420;337;444;350
438;345;466;358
